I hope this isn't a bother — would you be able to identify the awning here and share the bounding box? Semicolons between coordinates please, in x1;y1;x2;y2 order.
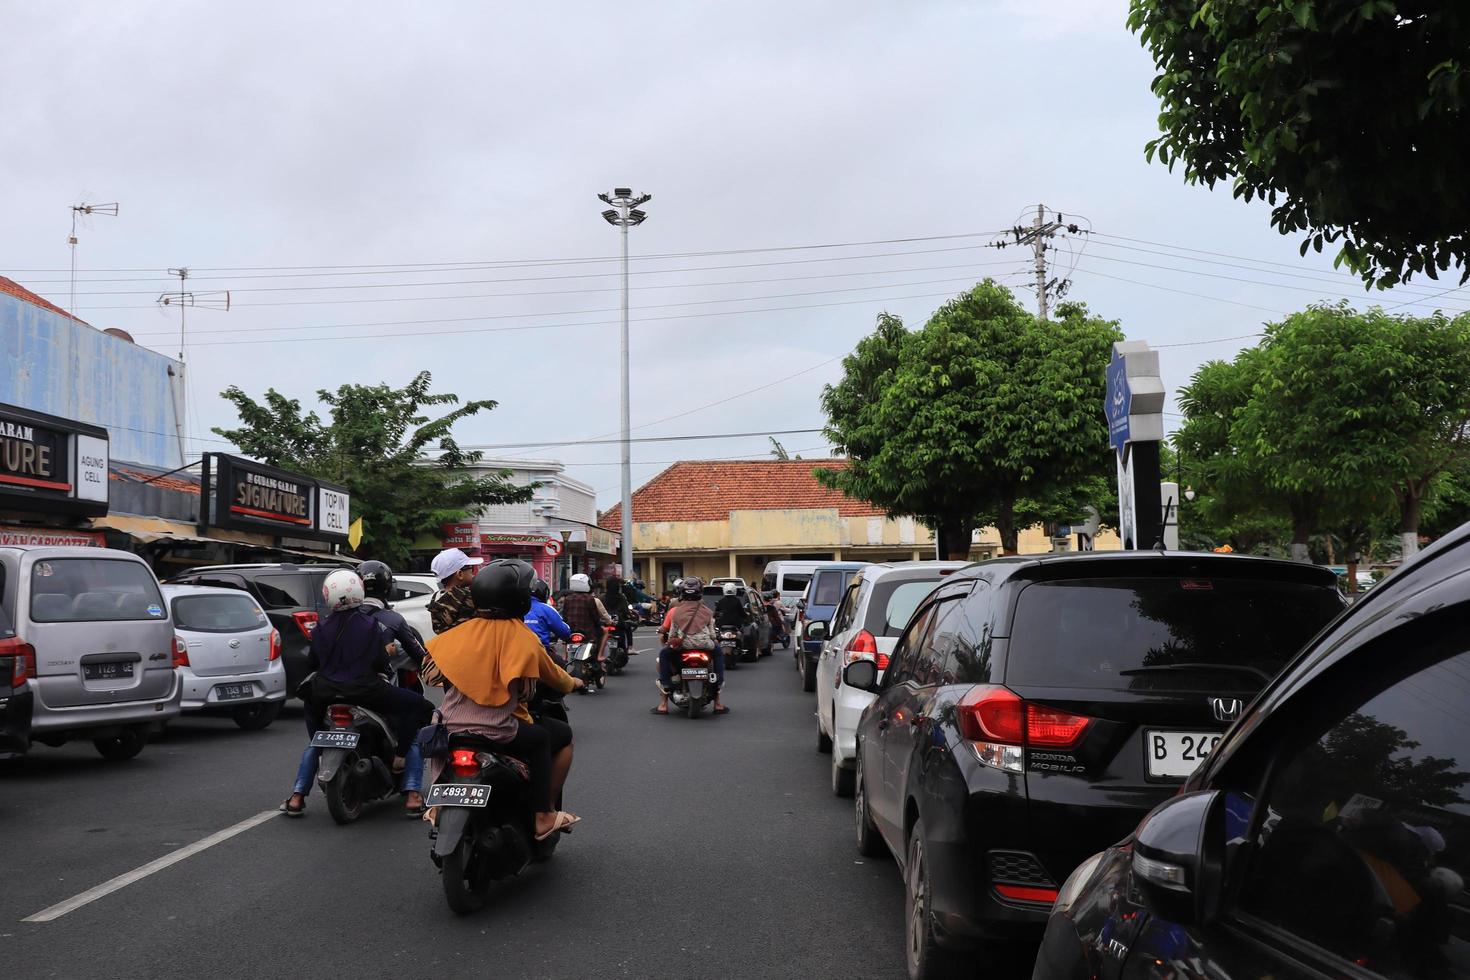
90;515;275;548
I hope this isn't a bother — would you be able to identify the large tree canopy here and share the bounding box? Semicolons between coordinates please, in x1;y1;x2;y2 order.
1129;1;1470;287
213;371;532;564
819;283;1121;555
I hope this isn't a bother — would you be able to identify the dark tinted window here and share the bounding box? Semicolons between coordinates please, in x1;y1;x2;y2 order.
888;601;940;686
1006;576;1343;692
942;583;994;684
812;570;858;606
1236;630;1470;976
392;581;433;601
865;578;944;637
30;558;166;623
172;593;267;632
780;573;811;595
915;598;966;686
253;572;323;610
832;582;862;634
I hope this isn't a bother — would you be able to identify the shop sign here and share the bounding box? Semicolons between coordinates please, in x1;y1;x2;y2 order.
0;524;104;547
440;522;479;548
480;532;554;550
201;453;349;542
0;403;110;518
585;526;618;555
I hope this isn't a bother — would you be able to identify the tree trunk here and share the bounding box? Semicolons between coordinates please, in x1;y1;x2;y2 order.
1398;484;1424;560
1346;558;1359;594
1288;493;1321;564
936;516;972;561
996;494;1019;556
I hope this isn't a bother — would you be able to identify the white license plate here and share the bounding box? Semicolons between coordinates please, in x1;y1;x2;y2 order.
1144;730;1222;779
426;783;491;807
310;730;360;749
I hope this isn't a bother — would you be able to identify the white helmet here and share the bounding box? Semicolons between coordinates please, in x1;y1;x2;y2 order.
322;569;365;611
673;578;684;591
723;582;738;596
569;573;591;593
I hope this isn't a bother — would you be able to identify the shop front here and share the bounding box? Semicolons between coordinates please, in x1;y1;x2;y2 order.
422;520;619;590
0;402;111;546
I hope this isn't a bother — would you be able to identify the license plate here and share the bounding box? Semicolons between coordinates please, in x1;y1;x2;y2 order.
310;730;360;749
214;683;253;701
1144;730;1222;779
426;783;491;807
680;667;707;677
83;661;134;681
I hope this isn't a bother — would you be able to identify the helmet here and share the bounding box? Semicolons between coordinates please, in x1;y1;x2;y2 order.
722;582;738;596
471;559;535;618
569;573;591;593
531;578;551;602
322;569;365;611
672;578;684;591
679;576;704;600
357;560;393;602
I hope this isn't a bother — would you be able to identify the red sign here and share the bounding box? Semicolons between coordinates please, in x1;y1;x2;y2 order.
544;538;564;557
0;525;104;548
440;522;478;548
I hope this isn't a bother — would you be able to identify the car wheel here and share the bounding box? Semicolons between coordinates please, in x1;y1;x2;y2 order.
232;701;282;731
817;716;833;754
801;654;818;693
93;725;148;761
832;745;855;798
854;751;884;858
905;823;968;980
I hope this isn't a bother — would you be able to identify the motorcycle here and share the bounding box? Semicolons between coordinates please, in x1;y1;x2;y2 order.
668;648;719;719
310;649;421;825
563;632;605;693
604;623;629;675
717;626;742;672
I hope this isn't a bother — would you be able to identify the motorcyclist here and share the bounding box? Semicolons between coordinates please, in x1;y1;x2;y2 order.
427;547;483;635
358;560;430;689
426;560;584;841
559;573;613;661
281;570;433;818
762;590;788;644
524;578;573;656
651;576;727;716
603;576;634;654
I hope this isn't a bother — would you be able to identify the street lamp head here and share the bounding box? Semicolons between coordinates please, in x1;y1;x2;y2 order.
601;209;620;224
631;193;652;207
597;192;612;204
628;209;648;224
614;187;632;198
1184;486;1196;501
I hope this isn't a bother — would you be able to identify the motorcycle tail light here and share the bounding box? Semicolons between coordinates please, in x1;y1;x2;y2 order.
450;749;479;776
328;704;354;728
570;633;584;643
682;651;710;665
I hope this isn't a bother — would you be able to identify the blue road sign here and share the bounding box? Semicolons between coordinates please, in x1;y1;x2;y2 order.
1105;347;1131;451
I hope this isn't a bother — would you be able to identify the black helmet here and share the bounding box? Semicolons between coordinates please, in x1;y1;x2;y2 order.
471;559;535;618
531;578;551;602
358;560;393;602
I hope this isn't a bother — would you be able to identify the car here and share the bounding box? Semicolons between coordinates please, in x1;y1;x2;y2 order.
842;550;1347;979
165;562;351;695
1;546;182;760
813;561;969;796
0;600;35;758
795;561;870;692
389;573;438;638
745;587;773;656
1037;525;1470;980
161;584;287;730
701;583;767;662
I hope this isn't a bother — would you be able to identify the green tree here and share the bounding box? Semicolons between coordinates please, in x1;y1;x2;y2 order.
213;371;532;563
819;284;1122;556
1128;1;1470;287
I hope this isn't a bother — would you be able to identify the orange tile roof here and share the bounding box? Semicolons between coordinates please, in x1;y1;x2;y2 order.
0;276;88;324
599;459;885;527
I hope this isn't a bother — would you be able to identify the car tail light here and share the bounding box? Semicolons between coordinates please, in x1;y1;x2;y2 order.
0;637;35;687
292;611;318;638
993;884;1058;905
268;628;282;661
172;635;190;669
841;630;889;671
682;651;710;666
957;686;1092;773
450;748;479;776
328;704;354;728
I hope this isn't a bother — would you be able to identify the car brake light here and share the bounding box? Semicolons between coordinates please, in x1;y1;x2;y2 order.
450;748;479;776
172;635;190;669
292;611;318;638
994;884;1058;905
0;637;35;687
328;704;354;728
957;686;1092;773
268;629;282;662
842;630;889;670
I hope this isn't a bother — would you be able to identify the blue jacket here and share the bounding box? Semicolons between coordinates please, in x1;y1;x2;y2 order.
524;597;572;647
362;599;428;665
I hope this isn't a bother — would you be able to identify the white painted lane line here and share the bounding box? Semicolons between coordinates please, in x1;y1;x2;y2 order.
22;809;281;923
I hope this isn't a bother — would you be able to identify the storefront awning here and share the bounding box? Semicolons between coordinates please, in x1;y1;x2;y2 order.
90;514;275;548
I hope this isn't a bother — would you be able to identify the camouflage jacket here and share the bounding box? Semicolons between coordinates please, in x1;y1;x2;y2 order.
428;585;476;636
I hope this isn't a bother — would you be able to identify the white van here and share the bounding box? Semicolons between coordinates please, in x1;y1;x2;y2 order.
761;561;822;617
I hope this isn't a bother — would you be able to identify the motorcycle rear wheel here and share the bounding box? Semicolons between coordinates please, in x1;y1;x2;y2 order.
441;838;488;915
687;694;700;719
325;761;363;825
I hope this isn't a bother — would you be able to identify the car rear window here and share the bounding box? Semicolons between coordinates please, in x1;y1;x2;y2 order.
867;579;943;637
172;594;267;632
780;573;811;595
811;571;857;606
30;558;167;623
1006;576;1344;693
253;572;322;610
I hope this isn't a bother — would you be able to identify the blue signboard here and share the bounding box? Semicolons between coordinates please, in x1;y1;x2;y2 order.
1105;347;1131;451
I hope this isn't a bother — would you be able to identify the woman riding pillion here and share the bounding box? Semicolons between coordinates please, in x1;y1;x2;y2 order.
651;576;729;715
281;570;434;817
425;560;585;842
559;573;614;662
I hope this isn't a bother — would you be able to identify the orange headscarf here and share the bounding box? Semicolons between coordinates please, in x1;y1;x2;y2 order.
426;617;551;708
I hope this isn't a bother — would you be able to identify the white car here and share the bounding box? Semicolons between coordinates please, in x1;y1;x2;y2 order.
391;573;440;638
813;561;969;795
162;584;287;730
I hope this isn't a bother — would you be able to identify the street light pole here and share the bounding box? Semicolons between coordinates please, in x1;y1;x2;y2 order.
598;187;651;582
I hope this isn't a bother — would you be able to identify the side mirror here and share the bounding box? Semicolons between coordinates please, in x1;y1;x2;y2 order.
1130;790;1226;927
844;659;879;692
806;621;827;641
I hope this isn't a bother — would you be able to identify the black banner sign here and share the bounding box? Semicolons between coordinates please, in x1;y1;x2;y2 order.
201;453;348;542
0;404;109;518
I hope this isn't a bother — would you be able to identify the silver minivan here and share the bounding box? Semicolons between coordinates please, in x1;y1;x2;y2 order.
162;584;285;730
0;545;182;760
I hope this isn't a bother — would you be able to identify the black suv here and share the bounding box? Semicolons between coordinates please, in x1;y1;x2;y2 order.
1037;526;1470;980
844;551;1346;979
165;563;350;694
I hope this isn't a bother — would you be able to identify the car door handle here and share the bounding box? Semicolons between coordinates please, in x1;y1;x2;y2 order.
876;715;889;732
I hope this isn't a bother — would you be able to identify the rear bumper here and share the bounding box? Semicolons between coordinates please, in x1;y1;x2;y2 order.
28;672;182;735
179;661;288;710
832;685;874;764
925;794;1052;947
0;688;34;756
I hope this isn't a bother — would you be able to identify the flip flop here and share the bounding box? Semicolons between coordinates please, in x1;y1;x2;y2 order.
649;706;669;715
279;797;305;817
713;706;730;715
535;811;582;841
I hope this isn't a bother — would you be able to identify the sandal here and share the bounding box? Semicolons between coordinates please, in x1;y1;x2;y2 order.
279;796;305;817
649;705;669;715
403;793;425;817
713;705;730;715
535;811;582;842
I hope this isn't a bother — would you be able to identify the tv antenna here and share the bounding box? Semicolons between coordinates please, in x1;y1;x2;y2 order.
156;268;231;361
68;201;118;318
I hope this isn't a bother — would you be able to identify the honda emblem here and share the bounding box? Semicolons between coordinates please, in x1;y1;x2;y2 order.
1209;697;1243;723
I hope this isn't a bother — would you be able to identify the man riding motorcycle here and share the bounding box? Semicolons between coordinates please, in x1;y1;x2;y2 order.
524;578;573;658
358;560;430;688
651;576;727;716
427;547;483;635
714;580;750;661
559;573;613;662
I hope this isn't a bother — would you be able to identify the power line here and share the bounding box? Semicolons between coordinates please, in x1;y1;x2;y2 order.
1071;267;1288;315
441;427;826;451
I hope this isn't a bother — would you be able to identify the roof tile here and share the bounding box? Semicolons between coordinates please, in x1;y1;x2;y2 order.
599;459;884;527
0;276;88;324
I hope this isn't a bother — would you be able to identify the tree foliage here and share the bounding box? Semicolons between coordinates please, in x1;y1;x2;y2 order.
819;284;1122;555
213;371;532;564
1128;0;1470;287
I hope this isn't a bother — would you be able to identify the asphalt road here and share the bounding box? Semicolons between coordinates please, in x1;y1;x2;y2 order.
0;630;913;980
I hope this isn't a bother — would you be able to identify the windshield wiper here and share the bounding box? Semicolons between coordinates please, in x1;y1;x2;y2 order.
1118;663;1272;683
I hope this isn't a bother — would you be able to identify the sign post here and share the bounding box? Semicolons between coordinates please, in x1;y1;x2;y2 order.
1105;342;1167;550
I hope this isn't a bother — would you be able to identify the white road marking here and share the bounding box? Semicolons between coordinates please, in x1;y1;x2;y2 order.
22;809;281;923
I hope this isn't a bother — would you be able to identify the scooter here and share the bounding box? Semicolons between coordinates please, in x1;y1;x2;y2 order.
667;648;719;719
310;651;415;825
563;632;605;693
604;623;629;675
717;627;742;672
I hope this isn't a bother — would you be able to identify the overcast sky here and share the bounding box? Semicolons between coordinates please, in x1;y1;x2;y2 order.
4;2;1461;511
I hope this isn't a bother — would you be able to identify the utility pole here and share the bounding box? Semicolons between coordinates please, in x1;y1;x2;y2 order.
157;271;230;467
1004;203;1078;319
597;187;651;582
68;201;118;319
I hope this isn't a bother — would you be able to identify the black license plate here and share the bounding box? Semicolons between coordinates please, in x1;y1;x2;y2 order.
426;783;491;808
680;667;708;678
309;730;360;749
214;683;253;701
83;661;134;681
